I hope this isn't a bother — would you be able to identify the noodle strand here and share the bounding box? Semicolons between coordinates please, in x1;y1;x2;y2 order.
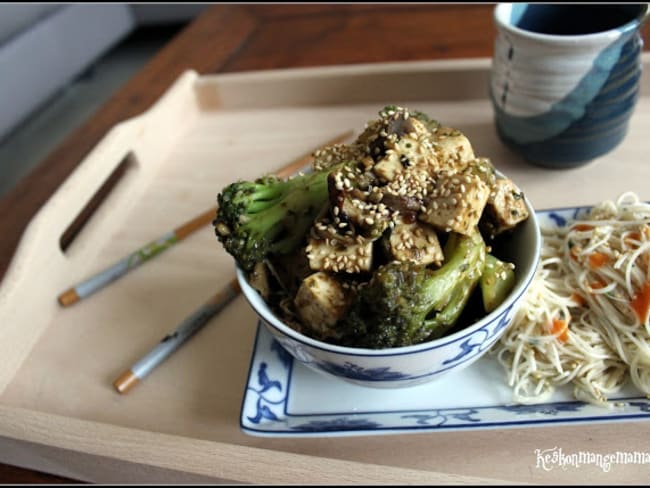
491;193;650;406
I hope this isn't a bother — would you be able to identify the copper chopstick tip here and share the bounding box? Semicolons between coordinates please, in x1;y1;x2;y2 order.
113;369;139;394
57;289;80;307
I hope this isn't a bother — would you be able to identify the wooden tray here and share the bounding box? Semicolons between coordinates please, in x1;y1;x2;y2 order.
1;56;650;484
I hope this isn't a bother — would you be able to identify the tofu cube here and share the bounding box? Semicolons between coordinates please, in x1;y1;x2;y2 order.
336;195;390;239
388;221;444;266
372;150;405;182
481;178;530;237
373;116;437;182
433;127;475;169
294;272;353;337
306;235;373;273
419;170;490;235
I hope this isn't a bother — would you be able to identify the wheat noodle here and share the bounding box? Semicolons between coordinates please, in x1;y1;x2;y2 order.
492;192;650;406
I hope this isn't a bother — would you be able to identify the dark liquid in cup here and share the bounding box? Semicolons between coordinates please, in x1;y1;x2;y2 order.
515;5;644;35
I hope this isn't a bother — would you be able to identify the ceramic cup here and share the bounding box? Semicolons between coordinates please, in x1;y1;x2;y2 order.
490;3;649;168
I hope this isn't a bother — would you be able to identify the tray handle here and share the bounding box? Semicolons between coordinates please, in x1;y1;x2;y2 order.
0;117;144;393
23;70;200;266
52;116;146;259
0;71;201;393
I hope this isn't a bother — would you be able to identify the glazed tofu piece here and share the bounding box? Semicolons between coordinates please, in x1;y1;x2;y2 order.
379;118;439;175
433;127;475;169
312;143;361;171
378;109;431;147
419;169;490;235
372;149;405;183
371;113;438;181
294;272;353;337
335;193;390;239
463;157;497;188
306;234;373;273
481;178;530;238
387;221;444;266
337;193;367;228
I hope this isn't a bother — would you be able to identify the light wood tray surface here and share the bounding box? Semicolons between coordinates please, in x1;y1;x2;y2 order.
1;57;650;484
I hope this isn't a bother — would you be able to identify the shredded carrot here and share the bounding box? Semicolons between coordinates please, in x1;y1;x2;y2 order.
588;252;610;269
550;318;569;343
590;279;607;290
572;224;594;232
624;231;641;249
570;292;586;307
630;281;650;324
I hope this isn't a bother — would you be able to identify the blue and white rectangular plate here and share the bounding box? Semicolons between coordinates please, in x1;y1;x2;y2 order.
240;206;650;437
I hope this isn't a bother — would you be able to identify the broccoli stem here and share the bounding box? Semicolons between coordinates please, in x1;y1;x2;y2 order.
265;177;330;253
421;230;486;311
479;254;516;313
425;272;480;340
423;229;486;339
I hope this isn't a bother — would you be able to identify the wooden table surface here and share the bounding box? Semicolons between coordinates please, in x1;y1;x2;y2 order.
1;4;649;484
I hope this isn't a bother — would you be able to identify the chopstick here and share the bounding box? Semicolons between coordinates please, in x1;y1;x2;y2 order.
111;129;354;394
57;130;354;307
57;209;217;307
113;279;241;394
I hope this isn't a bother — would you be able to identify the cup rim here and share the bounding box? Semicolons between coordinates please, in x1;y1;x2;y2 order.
493;3;648;43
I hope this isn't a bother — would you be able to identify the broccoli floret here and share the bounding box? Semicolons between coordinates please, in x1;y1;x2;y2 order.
336;229;486;349
214;168;334;272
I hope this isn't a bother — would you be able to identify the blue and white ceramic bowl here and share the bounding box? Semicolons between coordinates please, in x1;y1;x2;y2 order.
237;196;541;389
490;3;649;168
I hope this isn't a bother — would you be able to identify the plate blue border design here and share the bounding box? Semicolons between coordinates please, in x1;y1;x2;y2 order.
239;207;650;437
241;324;650;436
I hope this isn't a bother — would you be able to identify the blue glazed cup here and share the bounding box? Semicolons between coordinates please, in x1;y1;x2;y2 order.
490;3;649;168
